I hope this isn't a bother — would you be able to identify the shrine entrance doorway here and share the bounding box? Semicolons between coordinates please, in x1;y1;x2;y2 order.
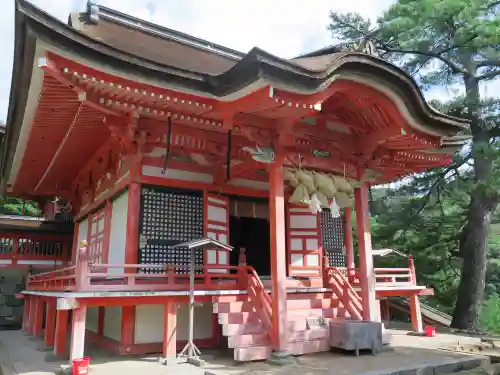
228;198;271;276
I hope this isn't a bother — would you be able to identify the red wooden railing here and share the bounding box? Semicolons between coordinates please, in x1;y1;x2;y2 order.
26;243;272;296
0;233;71;264
243;266;273;340
323;257;363;320
338;256;415;287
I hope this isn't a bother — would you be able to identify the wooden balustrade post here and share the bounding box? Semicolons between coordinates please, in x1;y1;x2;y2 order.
75;241;89;290
237;248;247;288
408;256;416;284
322;256;330;288
167;265;176;286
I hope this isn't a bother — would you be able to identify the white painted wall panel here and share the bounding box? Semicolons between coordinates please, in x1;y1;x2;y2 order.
108;192;129;275
289;215;317;229
103;306;122;342
134;305;163;344
86;307;99;333
134;303;213;344
142;166;213;183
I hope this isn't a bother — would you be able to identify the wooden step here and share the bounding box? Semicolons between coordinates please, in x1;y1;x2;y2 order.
218;308;338;325
222;322;266;336
228;333;270;348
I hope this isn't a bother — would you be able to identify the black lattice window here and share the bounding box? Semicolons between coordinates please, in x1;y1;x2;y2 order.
320;210;345;267
139;186;204;274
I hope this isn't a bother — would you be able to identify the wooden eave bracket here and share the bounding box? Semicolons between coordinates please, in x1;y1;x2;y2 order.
38;56;125;118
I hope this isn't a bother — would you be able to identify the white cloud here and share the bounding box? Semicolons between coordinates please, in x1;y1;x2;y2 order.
1;0;395;120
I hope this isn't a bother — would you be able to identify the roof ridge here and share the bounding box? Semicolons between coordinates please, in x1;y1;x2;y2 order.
85;1;245;61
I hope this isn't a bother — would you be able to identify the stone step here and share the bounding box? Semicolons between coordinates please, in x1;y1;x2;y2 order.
233;338;330;362
228;326;330;348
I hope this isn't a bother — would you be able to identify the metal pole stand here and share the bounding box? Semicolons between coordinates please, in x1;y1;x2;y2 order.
177;247;205;367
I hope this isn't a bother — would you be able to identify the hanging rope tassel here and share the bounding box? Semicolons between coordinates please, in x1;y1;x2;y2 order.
225;129;232;182
161;116;172;175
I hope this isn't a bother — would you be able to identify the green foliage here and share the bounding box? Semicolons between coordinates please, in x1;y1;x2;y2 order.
328;0;500;329
479;294;500;334
0;197;41;217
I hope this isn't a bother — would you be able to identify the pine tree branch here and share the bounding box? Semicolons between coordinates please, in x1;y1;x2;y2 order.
477;69;500;80
476;59;500;68
378;46;468;75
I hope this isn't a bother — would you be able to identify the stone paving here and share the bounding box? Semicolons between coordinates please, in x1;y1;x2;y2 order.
0;329;491;375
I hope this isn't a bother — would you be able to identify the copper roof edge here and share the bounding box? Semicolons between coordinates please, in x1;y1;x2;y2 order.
90;2;245;61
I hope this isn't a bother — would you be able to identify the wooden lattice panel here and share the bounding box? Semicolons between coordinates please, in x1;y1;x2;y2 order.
320;210;345;267
139;186;204;274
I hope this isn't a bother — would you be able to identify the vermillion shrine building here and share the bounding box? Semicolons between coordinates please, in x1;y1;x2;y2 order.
0;0;468;363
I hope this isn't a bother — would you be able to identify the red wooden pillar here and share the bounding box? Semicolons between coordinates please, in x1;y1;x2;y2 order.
409;295;423;332
121;306;135;349
54;309;69;356
44;299;57;348
33;298;44;337
125;182;141;266
343;208;355;278
408;256;423;332
354;179;377;321
121;181;140;348
268;162;288;351
28;296;37;335
22;296;31;332
163;301;177;360
70;306;87;360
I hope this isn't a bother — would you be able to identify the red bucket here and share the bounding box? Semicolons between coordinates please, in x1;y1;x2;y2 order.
424;326;436;337
72;357;91;375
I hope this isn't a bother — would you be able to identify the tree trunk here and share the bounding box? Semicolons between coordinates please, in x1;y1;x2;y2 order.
451;75;498;329
451;190;496;329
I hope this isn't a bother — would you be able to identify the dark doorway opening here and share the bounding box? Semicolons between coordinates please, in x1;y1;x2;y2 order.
229;216;271;276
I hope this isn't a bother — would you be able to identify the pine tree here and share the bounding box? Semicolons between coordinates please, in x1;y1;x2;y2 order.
328;0;500;329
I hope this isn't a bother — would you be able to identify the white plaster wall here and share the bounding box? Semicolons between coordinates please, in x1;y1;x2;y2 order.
134;303;213;344
86;307;99;333
229;178;269;190
134;305;163;344
103;306;122;342
142;166;214;183
177;303;213;341
108;192;129;275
